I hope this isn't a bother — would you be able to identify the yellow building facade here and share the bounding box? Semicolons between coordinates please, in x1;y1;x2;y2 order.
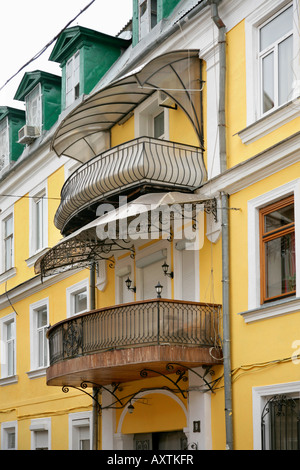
0;0;299;451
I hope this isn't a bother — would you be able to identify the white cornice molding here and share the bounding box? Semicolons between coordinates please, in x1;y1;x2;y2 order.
0;268;81;310
197;131;300;198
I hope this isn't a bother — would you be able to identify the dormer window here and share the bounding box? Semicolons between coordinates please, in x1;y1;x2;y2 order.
26;84;42;129
66;51;80;108
0;118;9;173
139;0;157;39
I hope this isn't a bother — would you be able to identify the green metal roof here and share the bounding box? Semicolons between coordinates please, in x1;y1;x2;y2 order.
49;26;131;64
14;71;61;102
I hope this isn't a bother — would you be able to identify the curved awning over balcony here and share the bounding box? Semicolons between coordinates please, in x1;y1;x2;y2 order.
35;192;216;279
51;50;203;162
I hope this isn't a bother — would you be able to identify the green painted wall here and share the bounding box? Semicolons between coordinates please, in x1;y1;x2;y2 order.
42;81;61;131
132;0;182;46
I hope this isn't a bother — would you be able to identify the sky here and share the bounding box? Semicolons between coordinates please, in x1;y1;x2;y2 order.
0;0;133;109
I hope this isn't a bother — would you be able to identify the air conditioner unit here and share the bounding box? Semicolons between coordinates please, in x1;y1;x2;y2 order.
18;125;40;144
158;91;177;109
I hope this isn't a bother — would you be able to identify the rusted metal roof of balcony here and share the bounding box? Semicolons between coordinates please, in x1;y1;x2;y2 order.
51;50;204;162
55;136;207;235
46;299;222;388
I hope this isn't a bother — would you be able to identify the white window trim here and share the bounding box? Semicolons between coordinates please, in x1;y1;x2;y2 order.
0;117;9;174
242;0;299;143
66;278;89;317
28;298;49;377
134;92;169;140
28;182;48;260
115;256;135;304
253;381;300;450
0;312;17;385
1;421;18;450
0;209;15;277
242;179;300;322
68;411;92;450
65;50;80;109
30;417;51;450
135;241;170;301
25;83;42;130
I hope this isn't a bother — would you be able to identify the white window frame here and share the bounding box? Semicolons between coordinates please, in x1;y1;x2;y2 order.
25;83;42;129
241;0;299;144
2;212;14;273
115;257;135;305
0;117;9;174
243;179;300;322
253;381;300;450
139;0;158;40
66;278;89;317
69;411;92;450
0;313;17;385
29;298;49;377
29;182;48;258
30;418;51;450
1;421;17;450
65;50;80;108
134;93;169;140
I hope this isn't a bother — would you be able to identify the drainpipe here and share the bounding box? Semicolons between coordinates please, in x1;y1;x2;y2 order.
210;1;233;450
90;262;99;450
210;0;227;173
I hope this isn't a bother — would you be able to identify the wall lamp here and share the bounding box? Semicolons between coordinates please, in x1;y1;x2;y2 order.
155;281;163;298
162;262;173;279
125;277;136;293
128;402;135;414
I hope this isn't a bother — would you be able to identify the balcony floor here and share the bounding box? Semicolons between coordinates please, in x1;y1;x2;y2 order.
46;344;222;387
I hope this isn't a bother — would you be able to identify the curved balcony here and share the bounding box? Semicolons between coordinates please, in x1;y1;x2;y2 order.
55;137;206;235
46;299;222;387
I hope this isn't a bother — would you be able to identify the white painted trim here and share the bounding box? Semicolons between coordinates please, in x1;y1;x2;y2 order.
68;411;92;450
30;417;51;450
29;297;49;373
0;208;15;275
247;179;300;312
29;181;48;257
0;312;17;381
252;381;300;450
66;278;89;317
1;420;18;450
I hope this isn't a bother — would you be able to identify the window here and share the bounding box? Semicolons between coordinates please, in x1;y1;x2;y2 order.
139;0;158;40
29;185;48;257
0;118;9;173
30;418;51;450
3;214;13;272
261;394;300;450
66;51;80;108
135;94;169;140
259;4;294;115
1;422;17;450
30;299;49;372
69;412;92;450
260;196;295;303
26;84;42;129
66;279;89;317
33;193;46;252
0;314;16;380
153;111;165;139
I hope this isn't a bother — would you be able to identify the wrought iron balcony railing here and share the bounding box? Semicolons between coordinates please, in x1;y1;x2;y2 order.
55;137;206;234
47;299;220;366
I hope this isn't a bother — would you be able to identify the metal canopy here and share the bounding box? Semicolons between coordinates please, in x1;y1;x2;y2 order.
51;50;203;162
35;192;215;279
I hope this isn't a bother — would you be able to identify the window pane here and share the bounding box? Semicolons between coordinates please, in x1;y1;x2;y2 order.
7;340;14;376
7;431;15;450
5;216;13;237
265;232;296;298
260;6;293;51
269;397;300;450
154;112;164;138
37;307;47;328
262;53;274;113
74;290;87;314
278;35;293;105
5;237;12;271
264;203;294;232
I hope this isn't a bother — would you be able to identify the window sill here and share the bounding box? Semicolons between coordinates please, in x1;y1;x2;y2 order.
0;267;16;284
27;367;47;380
237;98;300;145
0;375;18;386
239;296;300;323
26;247;50;268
